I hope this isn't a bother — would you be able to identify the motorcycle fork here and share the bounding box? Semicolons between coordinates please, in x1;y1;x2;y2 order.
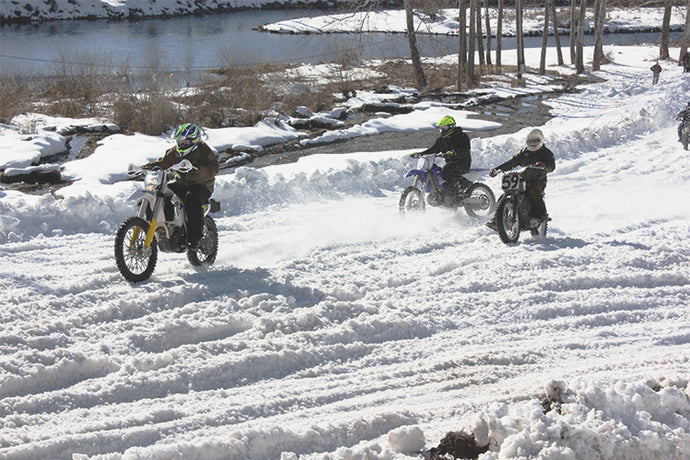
143;195;165;248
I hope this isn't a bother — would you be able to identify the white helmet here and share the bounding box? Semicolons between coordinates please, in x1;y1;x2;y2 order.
526;128;544;151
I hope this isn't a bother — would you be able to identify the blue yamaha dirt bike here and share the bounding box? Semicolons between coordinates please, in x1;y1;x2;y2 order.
399;153;496;218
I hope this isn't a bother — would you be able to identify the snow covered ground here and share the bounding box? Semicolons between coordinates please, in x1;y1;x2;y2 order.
1;9;690;460
260;5;687;36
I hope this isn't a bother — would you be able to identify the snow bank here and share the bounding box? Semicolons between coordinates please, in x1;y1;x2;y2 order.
472;378;690;460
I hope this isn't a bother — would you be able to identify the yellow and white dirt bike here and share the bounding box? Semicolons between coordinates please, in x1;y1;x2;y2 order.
114;159;220;282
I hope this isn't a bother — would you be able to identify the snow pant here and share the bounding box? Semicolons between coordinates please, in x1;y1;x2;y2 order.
526;178;548;220
168;182;211;246
441;163;472;199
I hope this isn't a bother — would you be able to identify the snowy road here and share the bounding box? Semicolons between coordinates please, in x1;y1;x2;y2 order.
1;48;690;459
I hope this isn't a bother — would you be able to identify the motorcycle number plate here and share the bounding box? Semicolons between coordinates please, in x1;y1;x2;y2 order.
501;173;520;191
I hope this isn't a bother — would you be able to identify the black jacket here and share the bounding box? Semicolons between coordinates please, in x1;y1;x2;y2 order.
495;145;556;181
677;109;690;123
420;127;471;172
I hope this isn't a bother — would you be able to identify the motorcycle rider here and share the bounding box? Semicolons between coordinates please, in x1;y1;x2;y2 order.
411;115;472;203
142;123;219;250
487;128;556;230
676;102;690;141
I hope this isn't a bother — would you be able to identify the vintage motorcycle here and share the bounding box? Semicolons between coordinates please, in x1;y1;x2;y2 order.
491;166;549;244
114;160;220;282
399;152;496;218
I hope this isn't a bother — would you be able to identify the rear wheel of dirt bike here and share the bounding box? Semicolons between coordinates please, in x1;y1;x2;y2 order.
399;186;425;214
683;131;689;150
496;197;520;244
463;183;496;218
187;216;218;266
114;216;158;282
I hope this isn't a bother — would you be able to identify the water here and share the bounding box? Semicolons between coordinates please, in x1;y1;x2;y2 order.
0;9;676;82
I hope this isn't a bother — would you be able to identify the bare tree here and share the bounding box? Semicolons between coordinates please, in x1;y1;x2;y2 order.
496;0;504;70
516;0;526;76
468;0;477;85
540;0;550;75
575;0;587;73
404;0;427;88
457;2;466;89
476;0;486;66
570;0;577;64
485;0;493;67
592;0;607;70
660;0;672;59
679;0;690;61
549;0;564;65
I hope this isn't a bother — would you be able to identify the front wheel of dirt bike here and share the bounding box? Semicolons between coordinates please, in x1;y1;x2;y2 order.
463;183;496;218
188;216;218;266
114;216;158;282
496;197;521;244
399;186;425;214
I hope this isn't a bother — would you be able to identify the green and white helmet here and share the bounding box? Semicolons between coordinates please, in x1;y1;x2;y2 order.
173;123;202;156
436;115;456;132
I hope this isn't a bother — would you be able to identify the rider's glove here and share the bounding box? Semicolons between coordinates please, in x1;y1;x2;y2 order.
489;168;498;177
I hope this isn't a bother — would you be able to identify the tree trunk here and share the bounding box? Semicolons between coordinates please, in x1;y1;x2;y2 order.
458;0;467;90
679;0;690;61
468;0;477;84
549;0;564;65
575;0;586;73
476;0;485;66
404;0;427;89
516;0;525;76
540;0;549;75
592;0;607;70
485;0;493;67
570;0;577;64
496;0;503;69
660;0;672;59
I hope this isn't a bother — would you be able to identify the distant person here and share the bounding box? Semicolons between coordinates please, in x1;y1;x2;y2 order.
142;123;219;250
411;115;472;203
681;51;690;73
676;102;690;141
487;128;556;230
650;61;662;85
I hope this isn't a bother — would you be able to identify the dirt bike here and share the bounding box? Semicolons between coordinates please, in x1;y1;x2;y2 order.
491;166;549;244
114;159;220;282
679;121;690;150
399;152;496;218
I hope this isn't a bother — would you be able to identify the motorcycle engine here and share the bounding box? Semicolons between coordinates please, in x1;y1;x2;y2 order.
157;226;187;253
427;192;444;207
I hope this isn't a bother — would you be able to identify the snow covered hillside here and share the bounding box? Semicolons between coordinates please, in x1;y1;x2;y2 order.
1;44;690;459
0;0;344;23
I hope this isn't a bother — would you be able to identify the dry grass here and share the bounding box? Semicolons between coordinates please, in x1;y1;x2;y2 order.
1;44;553;135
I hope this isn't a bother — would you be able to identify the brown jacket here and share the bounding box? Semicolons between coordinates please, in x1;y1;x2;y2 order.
144;141;219;192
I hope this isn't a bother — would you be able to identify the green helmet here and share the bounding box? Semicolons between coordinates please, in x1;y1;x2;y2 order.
436;115;456;133
173;123;202;157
